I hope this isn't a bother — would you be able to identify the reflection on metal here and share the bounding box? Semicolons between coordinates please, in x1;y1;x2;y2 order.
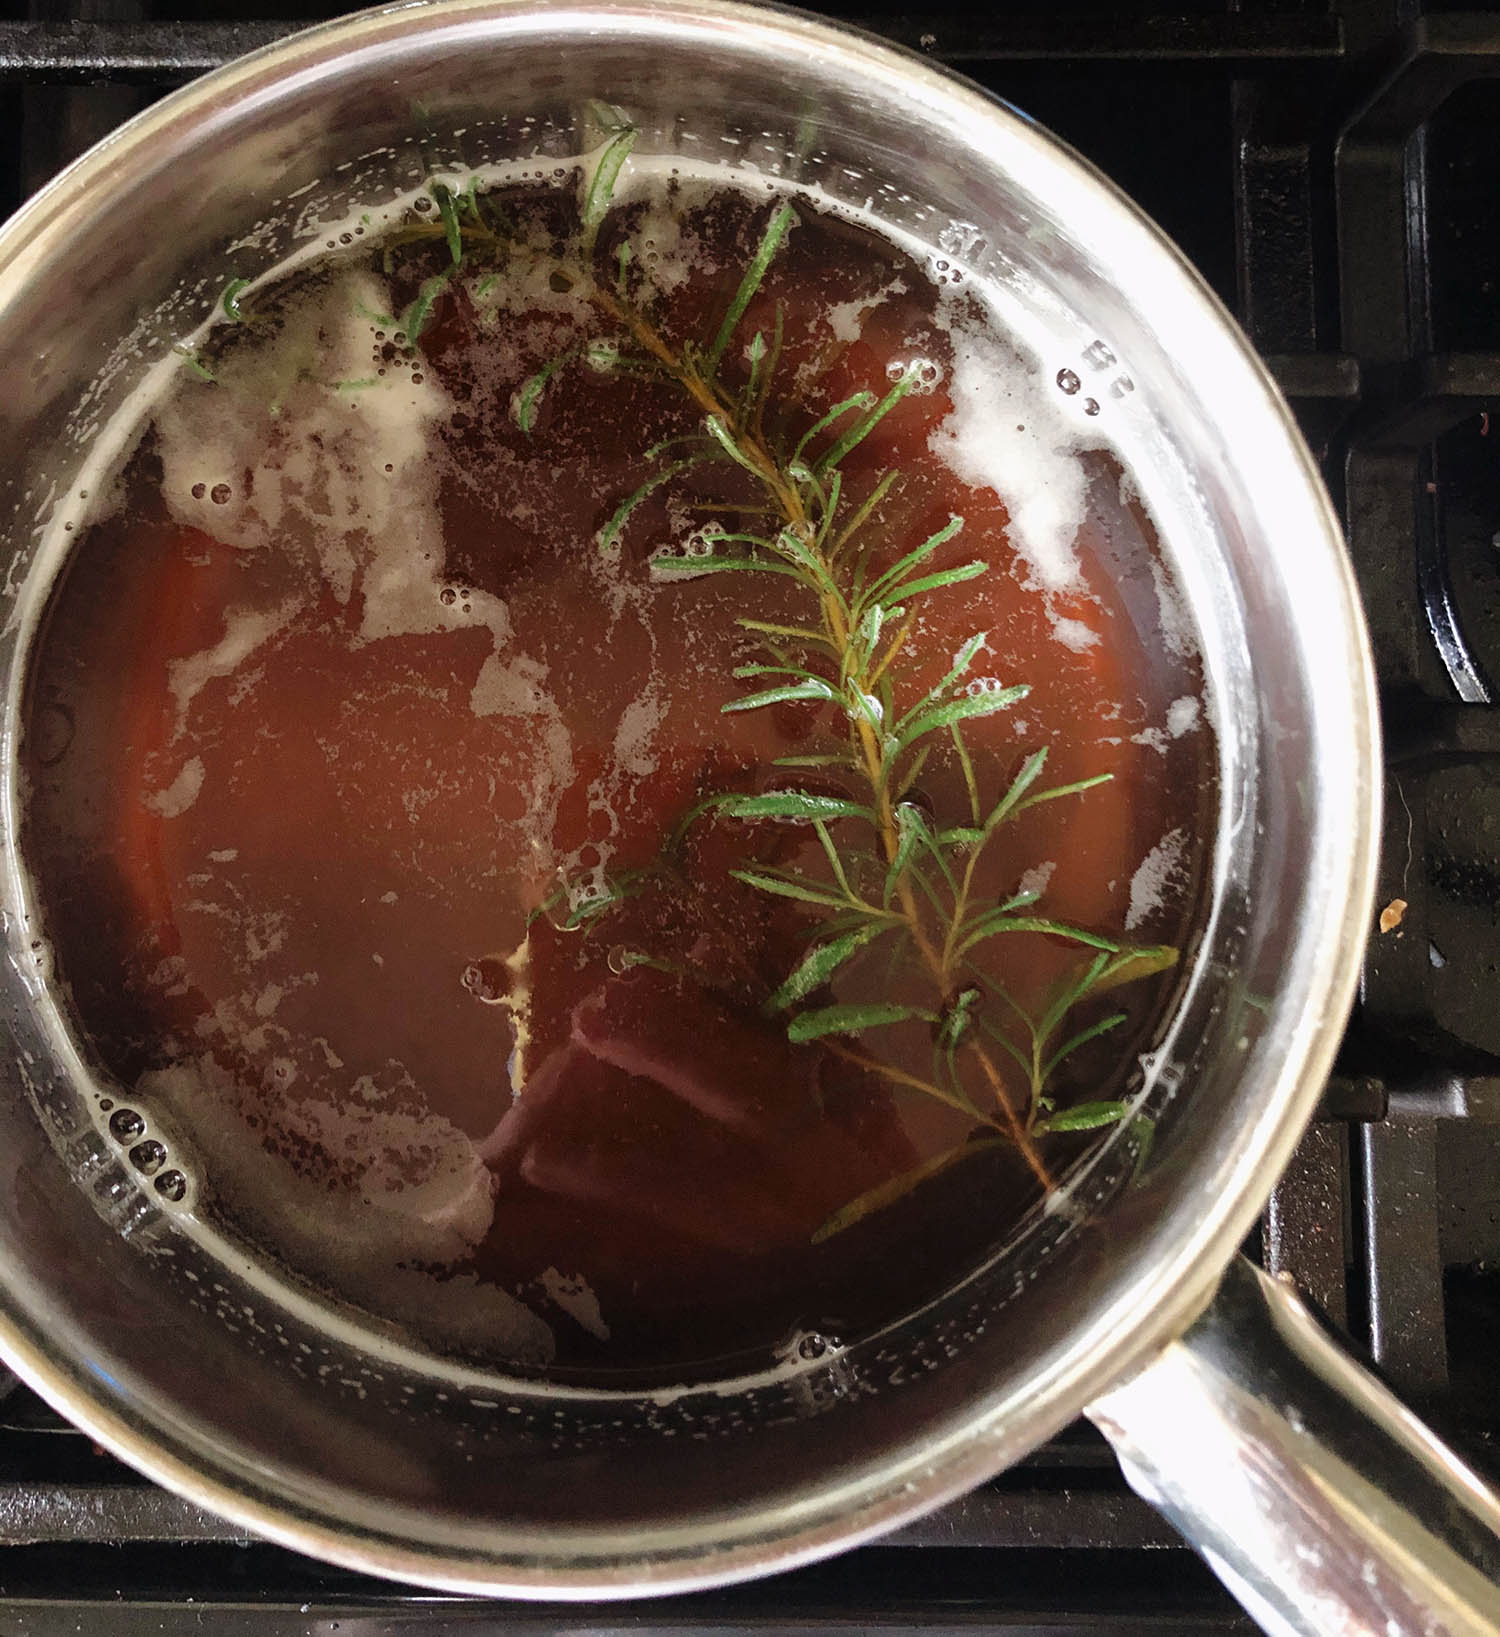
1093;1259;1500;1637
1419;476;1493;702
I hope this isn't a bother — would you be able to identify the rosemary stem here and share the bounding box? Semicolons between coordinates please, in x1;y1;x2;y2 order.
556;231;1052;1187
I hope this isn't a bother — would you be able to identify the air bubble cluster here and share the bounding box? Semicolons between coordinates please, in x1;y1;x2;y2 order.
928;256;966;288
887;356;943;395
101;1100;192;1209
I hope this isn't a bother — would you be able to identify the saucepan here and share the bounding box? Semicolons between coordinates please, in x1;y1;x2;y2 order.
0;1;1496;1630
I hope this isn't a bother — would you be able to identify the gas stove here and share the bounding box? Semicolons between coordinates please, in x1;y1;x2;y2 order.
0;0;1494;1629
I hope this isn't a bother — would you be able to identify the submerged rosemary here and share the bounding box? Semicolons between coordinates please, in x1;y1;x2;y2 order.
360;134;1177;1229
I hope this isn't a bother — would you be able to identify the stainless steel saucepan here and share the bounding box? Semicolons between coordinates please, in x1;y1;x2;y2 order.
0;2;1495;1630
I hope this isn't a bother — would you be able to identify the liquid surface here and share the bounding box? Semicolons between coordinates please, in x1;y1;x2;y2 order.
22;163;1212;1380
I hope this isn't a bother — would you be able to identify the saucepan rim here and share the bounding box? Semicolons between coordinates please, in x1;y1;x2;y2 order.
0;0;1380;1597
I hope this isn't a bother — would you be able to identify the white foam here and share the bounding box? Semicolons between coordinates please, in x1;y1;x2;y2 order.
469;653;574;859
612;686;665;778
1052;617;1099;652
540;1267;610;1340
168;597;302;733
1167;695;1201;737
1125;828;1188;932
145;755;204;818
1016;859;1056;900
926;313;1088;594
136;1054;555;1364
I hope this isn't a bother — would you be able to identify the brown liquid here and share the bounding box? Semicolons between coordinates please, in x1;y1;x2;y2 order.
22;170;1211;1379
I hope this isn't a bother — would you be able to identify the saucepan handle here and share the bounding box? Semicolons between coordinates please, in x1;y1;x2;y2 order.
1087;1254;1500;1637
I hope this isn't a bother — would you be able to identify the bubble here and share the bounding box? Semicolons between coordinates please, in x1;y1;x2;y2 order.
190;482;206;501
209;483;231;505
460;957;511;1004
154;1170;187;1203
965;676;1008;698
1056;368;1081;395
888;356;942;394
412;196;432;212
129;1139;166;1175
794;1329;843;1361
439;586;457;606
109;1107;145;1142
1083;397;1101;416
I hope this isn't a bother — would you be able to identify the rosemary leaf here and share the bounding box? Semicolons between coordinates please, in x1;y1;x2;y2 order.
793;392;875;465
975;1012;1036;1077
1035;1098;1129;1135
402;263;458;344
773;752;851;768
172;344;215;383
813;1139;1003;1242
1091;944;1178;995
1010;771;1115;815
767;922;887;1011
876;559;987;608
722;677;836;713
581;127;637;248
219;277;250;322
957;912;1119;962
644;432;713;462
895;632;988;738
883;801;925;907
728;869;849;910
704;414;769;478
598;454;711;550
983;748;1049;831
514;345;583;433
737;617;834;648
814;363;918;473
753;303;785;428
731;662;830;683
709;790;872;824
935;985;982;1052
786;1000;928;1044
706;201;797;375
1041;1014;1129;1083
650;554;805;581
861;515;966;610
432;182;464;265
892;800;958;894
830;468;898;558
891;683;1029;757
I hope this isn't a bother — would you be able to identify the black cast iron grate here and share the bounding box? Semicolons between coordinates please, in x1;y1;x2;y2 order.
0;0;1497;1629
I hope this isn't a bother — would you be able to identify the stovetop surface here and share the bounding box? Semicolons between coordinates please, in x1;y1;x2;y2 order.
0;0;1497;1629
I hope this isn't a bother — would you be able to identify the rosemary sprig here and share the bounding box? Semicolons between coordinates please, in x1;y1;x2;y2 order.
385;145;1178;1226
